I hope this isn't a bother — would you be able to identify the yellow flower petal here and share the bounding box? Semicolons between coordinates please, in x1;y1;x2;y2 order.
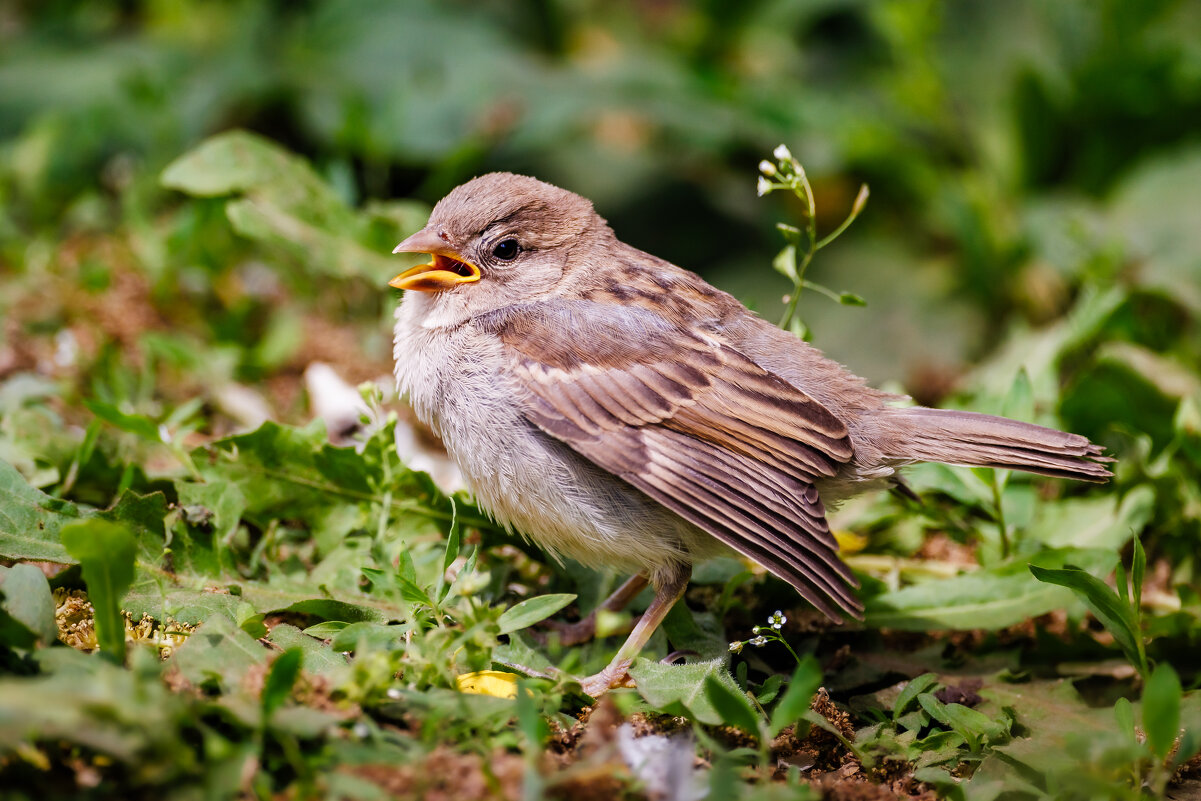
834;530;869;554
456;670;521;698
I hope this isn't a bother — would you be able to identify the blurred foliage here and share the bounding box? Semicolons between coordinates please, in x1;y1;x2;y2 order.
2;1;1201;799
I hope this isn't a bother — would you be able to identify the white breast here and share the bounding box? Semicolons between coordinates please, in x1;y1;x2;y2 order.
392;299;712;578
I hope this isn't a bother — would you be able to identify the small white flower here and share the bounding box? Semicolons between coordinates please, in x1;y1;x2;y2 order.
749;635;768;647
756;175;772;197
768;610;786;630
773;144;793;162
386;687;402;700
352;721;370;739
729;640;745;654
758;160;777;177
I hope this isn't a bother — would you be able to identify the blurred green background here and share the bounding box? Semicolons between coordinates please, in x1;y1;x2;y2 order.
3;5;1201;795
2;0;1199;413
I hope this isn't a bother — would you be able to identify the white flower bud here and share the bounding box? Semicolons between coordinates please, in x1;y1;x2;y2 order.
773;144;792;162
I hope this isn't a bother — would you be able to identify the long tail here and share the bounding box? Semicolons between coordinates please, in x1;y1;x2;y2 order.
879;407;1112;482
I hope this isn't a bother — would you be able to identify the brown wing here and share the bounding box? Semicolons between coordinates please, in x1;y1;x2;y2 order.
480;300;862;621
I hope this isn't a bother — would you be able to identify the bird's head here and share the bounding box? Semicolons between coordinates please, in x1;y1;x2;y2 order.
390;173;613;320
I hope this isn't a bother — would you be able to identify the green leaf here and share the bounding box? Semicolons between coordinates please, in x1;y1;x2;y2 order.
161;131;407;282
0;563;57;645
497;593;577;635
894;673;940;722
1028;563;1143;673
769;656;822;737
1131;536;1146;612
171;613;270;691
838;291;867;306
1142;663;1181;761
435;500;460;604
514;679;548;749
919;694;1007;751
0;458;80;563
261;648;303;719
61;519;137;663
630;658;741;726
83;400;162;441
1113;696;1135;742
866;548;1116;630
772;244;798;282
703;673;762;736
267;624;347;676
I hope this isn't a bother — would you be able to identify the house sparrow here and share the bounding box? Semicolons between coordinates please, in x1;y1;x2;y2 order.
389;172;1111;696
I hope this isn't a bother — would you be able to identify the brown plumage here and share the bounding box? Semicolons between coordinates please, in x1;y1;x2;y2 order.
389;172;1112;695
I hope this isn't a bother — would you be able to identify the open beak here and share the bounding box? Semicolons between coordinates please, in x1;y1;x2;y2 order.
389;228;481;292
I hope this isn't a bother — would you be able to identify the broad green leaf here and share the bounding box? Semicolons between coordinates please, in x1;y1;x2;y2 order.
330;622;407;653
630;658;741;726
0;563;57;645
866;548;1116;631
161;131;408;282
61;519;137;663
1024;485;1154;550
703;674;762;736
497;593;577;635
0;457;79;563
171;614;270;691
769;656;823;737
261;648;303;719
1142;663;1181;761
268;624;348;676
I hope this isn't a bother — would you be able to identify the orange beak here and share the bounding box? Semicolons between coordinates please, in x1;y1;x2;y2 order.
389;228;481;292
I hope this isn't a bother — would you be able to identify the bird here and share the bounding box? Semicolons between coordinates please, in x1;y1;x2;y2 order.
388;172;1112;696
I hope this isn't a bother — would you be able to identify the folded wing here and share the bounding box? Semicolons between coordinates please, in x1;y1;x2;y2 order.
481;300;862;621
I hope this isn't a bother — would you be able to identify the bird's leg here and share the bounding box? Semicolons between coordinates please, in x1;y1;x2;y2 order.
541;573;650;646
576;565;690;697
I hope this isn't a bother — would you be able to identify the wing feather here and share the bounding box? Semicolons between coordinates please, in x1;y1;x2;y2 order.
482;300;863;620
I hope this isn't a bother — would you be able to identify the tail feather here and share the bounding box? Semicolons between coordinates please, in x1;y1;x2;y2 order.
882;408;1112;483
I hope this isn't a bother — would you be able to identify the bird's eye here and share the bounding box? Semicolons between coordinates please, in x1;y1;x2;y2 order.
492;239;520;261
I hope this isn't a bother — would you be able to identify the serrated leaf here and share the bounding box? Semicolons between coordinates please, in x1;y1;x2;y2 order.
497;593;577;635
630;658;740;726
267;624;347;676
61;519;137;663
0;458;79;563
171;613;270;691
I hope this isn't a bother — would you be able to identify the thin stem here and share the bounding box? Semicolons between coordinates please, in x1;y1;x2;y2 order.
992;474;1010;559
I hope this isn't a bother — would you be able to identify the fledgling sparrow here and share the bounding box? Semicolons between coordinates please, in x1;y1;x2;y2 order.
389;173;1111;696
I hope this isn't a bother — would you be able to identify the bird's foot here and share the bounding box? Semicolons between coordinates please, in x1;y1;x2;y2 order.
576;658;635;698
